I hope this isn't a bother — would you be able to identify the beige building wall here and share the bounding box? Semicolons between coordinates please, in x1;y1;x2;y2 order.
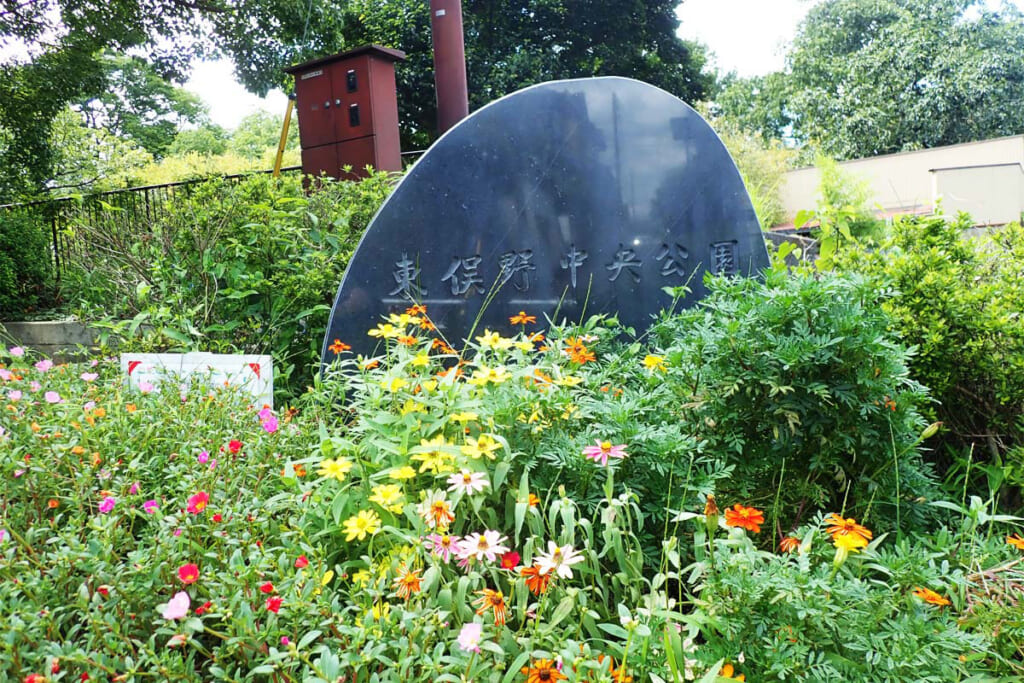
780;135;1024;225
932;164;1024;226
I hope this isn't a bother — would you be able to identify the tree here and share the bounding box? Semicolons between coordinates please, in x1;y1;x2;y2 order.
47;107;153;193
169;123;231;157
720;0;1024;160
228;111;297;160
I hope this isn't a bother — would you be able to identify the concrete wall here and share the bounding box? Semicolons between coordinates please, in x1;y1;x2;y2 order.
1;320;96;360
780;135;1024;224
932;164;1024;226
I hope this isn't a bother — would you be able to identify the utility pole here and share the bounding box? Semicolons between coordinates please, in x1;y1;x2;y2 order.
429;0;469;134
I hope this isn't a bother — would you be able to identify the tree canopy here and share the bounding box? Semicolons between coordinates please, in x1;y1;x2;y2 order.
718;0;1024;160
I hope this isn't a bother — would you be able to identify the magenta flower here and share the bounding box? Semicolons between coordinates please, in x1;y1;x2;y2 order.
261;416;279;434
258;407;273;420
197;451;209;464
34;359;53;373
9;346;24;357
80;372;98;382
161;591;190;620
44;391;62;404
143;499;159;514
424;533;461;563
129;482;140;495
457;622;483;653
581;440;628;467
98;496;116;514
7;390;20;401
456;530;510;563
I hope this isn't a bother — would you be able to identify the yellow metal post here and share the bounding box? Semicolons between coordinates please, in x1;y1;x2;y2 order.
273;96;296;178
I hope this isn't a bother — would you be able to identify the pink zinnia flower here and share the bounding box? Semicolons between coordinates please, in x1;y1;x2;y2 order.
425;533;461;563
0;369;11;381
80;372;98;382
535;541;585;579
457;622;483;653
187;491;210;514
581;440;628;467
83;401;95;411
162;591;190;620
281;636;291;646
98;496;116;513
44;391;62;404
258;407;273;420
7;390;20;401
446;470;488;495
138;381;154;394
9;346;24;357
35;359;53;373
29;381;41;392
143;499;159;514
457;530;509;563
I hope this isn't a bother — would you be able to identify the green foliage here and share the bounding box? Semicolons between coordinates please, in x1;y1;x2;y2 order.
169;123;231;157
717;0;1024;161
0;208;54;318
836;215;1024;498
62;172;395;398
228;110;299;160
47;107;154;193
650;269;939;533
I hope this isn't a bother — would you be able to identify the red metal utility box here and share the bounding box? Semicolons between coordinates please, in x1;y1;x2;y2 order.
285;45;406;181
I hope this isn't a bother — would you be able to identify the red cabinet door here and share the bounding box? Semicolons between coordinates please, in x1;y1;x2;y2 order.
294;67;336;149
331;56;375;141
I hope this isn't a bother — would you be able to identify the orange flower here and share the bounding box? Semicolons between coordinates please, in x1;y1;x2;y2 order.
720;663;746;681
473;588;508;626
824;513;873;543
520;564;552;595
71;445;85;455
432;339;456;354
47;499;59;509
397;335;418;346
521;659;565;683
328;339;351;354
703;494;719;518
392;564;422;600
724;504;764;534
405;304;427;316
568;345;596;364
125;404;137;412
527;493;541;507
363;360;381;370
91;407;106;418
509;311;537;325
419;318;436;331
1007;534;1024;550
912;587;951;607
426;499;455;530
779;536;799;553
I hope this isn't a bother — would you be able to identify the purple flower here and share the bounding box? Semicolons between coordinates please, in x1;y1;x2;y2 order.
98;496;116;514
173;528;183;537
13;469;25;478
44;391;62;404
80;372;98;382
581;440;628;467
258;407;273;420
143;499;159;514
208;459;217;471
34;359;53;373
197;451;209;464
9;346;24;357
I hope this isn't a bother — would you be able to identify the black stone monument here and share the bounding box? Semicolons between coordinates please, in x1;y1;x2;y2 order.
322;76;769;361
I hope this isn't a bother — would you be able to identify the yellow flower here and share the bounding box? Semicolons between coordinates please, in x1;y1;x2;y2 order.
554;375;583;387
343;510;382;541
411;352;431;367
450;411;478;424
370;484;405;513
313;569;334;596
388;313;418;327
419;379;438;393
318;458;354;482
411;434;456;473
643;354;667;372
468;365;511;386
368;323;400;338
370;601;391;620
400;399;426;416
833;532;868;552
380;376;409;393
351;569;372;587
389;466;417;480
476;329;514;350
461;434;502;459
515;340;535;352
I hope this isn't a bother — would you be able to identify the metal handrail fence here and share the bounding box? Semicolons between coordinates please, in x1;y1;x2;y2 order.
0;166;302;281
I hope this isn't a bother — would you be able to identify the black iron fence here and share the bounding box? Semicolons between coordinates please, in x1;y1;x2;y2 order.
0;166;302;281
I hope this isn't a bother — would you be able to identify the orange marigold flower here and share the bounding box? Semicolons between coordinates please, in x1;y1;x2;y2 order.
824;513;873;543
328;339;351;354
779;536;800;553
473;588;509;626
397;335;418;346
520;564;553;595
1007;534;1024;550
392;564;422;600
405;305;427;315
363;360;381;370
527;493;541;507
912;587;951;607
509;311;537;325
724;504;764;533
720;663;745;681
419;318;436;331
521;659;566;683
568;345;596;364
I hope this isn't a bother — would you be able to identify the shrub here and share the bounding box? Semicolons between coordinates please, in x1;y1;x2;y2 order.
836;215;1024;501
649;268;939;535
61;171;395;399
0;207;53;318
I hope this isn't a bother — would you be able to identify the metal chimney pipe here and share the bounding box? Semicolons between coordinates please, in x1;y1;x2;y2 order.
429;0;469;134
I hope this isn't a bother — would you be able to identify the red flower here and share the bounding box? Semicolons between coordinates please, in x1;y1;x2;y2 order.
259;582;275;594
228;440;243;454
96;585;110;597
779;536;800;553
177;563;200;584
187;491;209;514
195;600;213;616
25;674;46;683
80;675;89;682
51;660;60;674
500;551;520;570
294;555;309;568
265;596;283;613
212;513;223;523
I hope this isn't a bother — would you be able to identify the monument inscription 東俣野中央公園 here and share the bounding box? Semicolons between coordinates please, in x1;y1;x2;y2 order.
321;77;769;361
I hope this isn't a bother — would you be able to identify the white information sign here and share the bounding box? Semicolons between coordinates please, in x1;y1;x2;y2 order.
120;353;274;408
